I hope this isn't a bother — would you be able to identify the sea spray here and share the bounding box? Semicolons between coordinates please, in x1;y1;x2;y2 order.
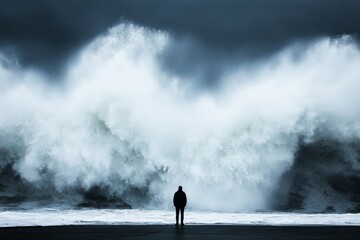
1;24;360;212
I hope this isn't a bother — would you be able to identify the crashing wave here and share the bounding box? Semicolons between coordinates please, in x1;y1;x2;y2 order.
1;24;360;212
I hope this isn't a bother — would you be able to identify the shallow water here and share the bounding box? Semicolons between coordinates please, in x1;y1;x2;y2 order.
1;209;360;227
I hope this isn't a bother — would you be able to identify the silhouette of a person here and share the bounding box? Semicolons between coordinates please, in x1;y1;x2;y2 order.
173;186;187;226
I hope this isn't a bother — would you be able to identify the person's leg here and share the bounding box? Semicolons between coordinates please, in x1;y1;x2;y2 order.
180;207;184;225
175;207;180;225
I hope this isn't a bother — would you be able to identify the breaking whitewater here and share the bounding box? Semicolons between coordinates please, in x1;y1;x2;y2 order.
1;23;360;226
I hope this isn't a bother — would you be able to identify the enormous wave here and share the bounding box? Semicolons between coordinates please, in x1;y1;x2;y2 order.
1;23;360;212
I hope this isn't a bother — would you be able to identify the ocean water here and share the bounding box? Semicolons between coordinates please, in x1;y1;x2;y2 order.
1;209;360;227
1;23;360;216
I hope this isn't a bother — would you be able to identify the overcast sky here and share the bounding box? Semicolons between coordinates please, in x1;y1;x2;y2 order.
1;0;360;83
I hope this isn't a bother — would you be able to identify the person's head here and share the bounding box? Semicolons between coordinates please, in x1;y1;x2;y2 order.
178;186;182;191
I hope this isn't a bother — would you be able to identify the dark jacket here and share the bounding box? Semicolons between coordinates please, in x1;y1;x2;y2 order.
173;190;187;208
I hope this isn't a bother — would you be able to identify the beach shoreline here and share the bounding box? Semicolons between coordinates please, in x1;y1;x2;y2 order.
1;224;360;240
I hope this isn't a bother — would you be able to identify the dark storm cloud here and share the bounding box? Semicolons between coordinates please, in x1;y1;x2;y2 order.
0;0;360;79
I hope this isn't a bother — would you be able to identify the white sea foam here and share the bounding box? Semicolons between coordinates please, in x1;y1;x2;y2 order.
1;24;360;212
0;209;360;227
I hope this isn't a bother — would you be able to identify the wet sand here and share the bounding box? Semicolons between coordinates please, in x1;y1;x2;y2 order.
1;225;360;240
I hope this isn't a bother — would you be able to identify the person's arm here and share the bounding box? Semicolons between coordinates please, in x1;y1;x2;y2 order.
173;193;176;207
184;193;187;207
